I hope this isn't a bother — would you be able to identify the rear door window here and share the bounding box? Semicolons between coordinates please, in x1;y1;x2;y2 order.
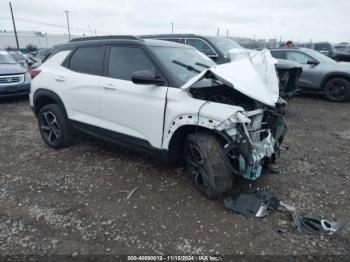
286;51;314;64
68;46;104;75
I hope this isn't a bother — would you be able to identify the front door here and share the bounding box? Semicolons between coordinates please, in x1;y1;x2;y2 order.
285;50;321;89
99;45;168;149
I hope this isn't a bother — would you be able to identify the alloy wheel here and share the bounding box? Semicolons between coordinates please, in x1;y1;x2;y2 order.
327;80;346;100
186;143;209;191
40;111;61;144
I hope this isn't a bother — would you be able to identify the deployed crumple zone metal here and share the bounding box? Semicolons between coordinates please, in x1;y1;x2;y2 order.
216;109;277;180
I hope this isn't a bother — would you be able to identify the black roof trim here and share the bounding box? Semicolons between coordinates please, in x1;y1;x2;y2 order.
70;35;143;43
140;34;199;38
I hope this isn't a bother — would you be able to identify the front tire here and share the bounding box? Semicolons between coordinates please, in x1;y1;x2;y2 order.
38;104;72;149
324;77;350;102
184;132;233;199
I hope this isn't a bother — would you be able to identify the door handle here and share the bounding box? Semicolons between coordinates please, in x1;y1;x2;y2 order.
103;84;117;90
54;76;65;82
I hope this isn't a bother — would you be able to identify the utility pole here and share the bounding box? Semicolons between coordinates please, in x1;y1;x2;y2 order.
64;10;71;40
9;2;19;50
171;22;174;34
226;29;228;37
217;28;219;36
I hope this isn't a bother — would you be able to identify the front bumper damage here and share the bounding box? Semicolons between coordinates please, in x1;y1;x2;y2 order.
216;109;287;180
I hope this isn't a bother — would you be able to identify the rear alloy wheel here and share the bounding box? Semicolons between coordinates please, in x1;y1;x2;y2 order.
38;104;72;149
184;132;233;199
324;77;350;102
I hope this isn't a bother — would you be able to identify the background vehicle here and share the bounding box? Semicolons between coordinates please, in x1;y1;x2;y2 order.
30;36;287;198
8;50;29;68
270;47;350;101
7;50;39;69
299;42;334;57
333;44;350;62
141;34;301;98
0;50;31;97
36;48;52;62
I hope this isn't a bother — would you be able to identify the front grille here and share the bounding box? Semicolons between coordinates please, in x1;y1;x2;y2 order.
0;74;24;85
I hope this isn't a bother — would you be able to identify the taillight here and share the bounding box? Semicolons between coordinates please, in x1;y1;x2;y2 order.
30;69;41;79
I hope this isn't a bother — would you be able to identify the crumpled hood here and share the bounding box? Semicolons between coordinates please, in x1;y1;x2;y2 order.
181;49;280;107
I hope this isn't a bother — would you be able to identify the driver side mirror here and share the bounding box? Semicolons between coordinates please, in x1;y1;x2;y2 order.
307;59;319;65
131;70;165;86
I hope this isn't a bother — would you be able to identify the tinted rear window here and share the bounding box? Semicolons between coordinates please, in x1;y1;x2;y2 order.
68;46;103;75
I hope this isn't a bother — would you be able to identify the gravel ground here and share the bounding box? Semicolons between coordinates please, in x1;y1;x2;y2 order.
0;95;349;257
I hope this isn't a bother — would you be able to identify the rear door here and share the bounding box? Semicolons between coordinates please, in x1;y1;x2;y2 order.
60;45;104;125
99;45;168;149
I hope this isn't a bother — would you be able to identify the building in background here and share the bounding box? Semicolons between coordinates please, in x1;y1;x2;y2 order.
0;30;84;49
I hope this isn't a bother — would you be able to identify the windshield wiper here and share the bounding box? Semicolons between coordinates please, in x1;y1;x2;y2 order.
195;62;210;69
172;60;201;73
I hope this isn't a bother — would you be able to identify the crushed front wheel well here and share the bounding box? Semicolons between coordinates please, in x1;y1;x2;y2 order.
167;125;227;163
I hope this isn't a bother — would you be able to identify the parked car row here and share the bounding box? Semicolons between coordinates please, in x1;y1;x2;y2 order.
142;34;350;101
141;34;303;99
299;41;350;63
0;50;31;97
4;34;349;198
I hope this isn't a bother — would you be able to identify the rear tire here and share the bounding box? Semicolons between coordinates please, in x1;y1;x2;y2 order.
324;77;350;102
38;104;72;149
184;132;233;199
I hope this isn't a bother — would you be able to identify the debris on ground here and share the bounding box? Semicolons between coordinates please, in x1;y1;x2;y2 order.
225;189;346;236
279;201;346;235
224;188;280;218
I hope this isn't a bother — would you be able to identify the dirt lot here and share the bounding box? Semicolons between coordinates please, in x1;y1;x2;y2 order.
0;95;349;257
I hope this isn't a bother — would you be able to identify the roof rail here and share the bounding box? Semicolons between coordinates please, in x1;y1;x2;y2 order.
140;34;198;38
69;35;143;43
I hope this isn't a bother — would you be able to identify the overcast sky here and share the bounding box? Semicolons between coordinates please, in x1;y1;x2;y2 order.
1;0;349;43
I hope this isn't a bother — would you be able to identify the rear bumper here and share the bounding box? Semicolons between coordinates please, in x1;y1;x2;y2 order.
0;83;30;97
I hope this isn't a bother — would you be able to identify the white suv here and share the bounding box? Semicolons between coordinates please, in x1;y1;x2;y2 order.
30;36;287;198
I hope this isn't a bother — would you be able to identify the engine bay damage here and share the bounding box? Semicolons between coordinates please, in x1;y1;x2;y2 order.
216;108;287;180
183;50;288;181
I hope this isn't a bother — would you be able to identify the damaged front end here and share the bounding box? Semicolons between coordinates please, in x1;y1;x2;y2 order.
216;108;287;180
182;48;288;181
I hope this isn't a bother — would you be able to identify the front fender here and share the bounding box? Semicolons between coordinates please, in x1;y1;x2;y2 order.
162;89;244;150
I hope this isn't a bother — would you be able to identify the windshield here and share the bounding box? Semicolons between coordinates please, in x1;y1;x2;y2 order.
303;48;336;63
0;51;17;64
206;37;242;54
149;46;216;85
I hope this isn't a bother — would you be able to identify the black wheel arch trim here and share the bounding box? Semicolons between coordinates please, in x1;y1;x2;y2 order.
321;72;350;89
33;89;68;118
